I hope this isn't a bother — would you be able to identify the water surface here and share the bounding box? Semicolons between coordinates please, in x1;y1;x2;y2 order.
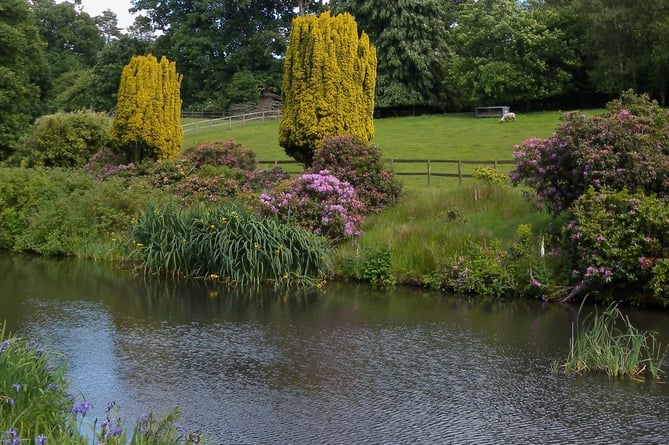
1;254;668;444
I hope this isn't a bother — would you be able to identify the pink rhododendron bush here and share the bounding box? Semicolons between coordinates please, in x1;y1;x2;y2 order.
511;91;669;305
260;170;365;244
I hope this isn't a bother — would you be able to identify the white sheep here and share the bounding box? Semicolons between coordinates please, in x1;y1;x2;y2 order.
500;112;516;123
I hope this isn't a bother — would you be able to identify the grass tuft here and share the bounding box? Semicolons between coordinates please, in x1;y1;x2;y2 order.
559;302;668;380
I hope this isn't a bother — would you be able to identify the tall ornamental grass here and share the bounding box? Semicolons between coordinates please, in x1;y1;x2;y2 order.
559;303;667;380
130;202;332;287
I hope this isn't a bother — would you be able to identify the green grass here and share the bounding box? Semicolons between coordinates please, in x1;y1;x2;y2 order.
181;109;604;191
336;183;552;284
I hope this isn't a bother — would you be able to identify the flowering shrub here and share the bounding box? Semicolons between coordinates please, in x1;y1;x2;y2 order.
181;140;257;171
511;91;669;216
565;187;669;305
310;135;401;212
85;150;136;181
176;175;240;205
242;166;290;193
260;170;364;243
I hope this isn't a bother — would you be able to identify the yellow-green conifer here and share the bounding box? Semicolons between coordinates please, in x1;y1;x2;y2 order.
112;54;183;162
279;11;377;165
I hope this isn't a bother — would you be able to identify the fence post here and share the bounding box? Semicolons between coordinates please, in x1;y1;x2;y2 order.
458;160;462;185
494;160;498;170
427;160;431;186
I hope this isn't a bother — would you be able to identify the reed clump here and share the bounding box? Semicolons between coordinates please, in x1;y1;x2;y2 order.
130;201;332;288
559;303;667;380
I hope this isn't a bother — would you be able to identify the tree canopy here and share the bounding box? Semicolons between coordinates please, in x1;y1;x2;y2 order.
0;0;49;158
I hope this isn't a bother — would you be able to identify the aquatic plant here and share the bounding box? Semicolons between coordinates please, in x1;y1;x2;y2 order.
0;323;205;444
130;201;332;287
559;302;667;380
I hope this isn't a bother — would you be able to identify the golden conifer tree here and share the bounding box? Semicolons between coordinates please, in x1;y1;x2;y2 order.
279;11;377;165
112;54;183;162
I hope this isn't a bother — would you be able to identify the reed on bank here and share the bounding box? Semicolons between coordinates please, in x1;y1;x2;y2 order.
129;201;332;288
559;303;667;380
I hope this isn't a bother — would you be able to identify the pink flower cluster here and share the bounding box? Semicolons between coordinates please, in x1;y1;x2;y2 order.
260;170;364;243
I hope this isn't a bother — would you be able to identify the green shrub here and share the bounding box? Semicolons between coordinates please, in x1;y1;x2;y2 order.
0;167;159;258
358;246;397;289
130;201;333;288
10;111;111;168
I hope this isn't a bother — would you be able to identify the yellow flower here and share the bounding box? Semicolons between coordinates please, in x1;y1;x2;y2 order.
220;216;227;224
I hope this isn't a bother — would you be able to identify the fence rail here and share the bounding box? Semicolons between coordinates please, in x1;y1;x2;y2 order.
182;110;282;133
257;159;514;185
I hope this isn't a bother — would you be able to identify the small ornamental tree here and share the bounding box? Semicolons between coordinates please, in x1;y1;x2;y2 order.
279;11;377;165
511;91;669;216
112;54;183;163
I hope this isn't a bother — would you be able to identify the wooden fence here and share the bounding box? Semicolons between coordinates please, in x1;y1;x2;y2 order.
182;110;282;133
257;159;515;185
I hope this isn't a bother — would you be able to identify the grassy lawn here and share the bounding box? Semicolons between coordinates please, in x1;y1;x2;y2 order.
182;109;603;191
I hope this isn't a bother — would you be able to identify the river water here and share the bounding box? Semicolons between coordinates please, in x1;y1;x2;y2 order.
1;253;669;444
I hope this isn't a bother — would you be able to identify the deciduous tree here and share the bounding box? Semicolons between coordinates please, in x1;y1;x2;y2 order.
0;0;49;159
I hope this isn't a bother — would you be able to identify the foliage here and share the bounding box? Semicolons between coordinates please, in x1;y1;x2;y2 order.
130;0;299;109
569;0;669;99
564;188;669;305
0;167;159;258
130;201;332;288
0;324;70;442
472;166;511;188
90;36;151;112
0;0;49;159
511;91;669;216
9;111;111;168
310;135;401;212
559;302;667;380
452;0;577;105
357;246;397;290
279;11;377;165
329;0;458;110
111;54;183;162
260;170;365;244
181;140;257;171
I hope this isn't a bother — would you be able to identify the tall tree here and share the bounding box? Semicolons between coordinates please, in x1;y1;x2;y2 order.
0;0;49;159
279;11;377;165
90;36;151;112
330;0;458;112
31;0;104;110
570;0;669;104
130;0;299;110
111;54;183;162
453;0;577;107
96;9;122;43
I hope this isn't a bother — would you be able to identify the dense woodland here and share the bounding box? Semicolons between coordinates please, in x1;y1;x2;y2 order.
2;0;669;158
